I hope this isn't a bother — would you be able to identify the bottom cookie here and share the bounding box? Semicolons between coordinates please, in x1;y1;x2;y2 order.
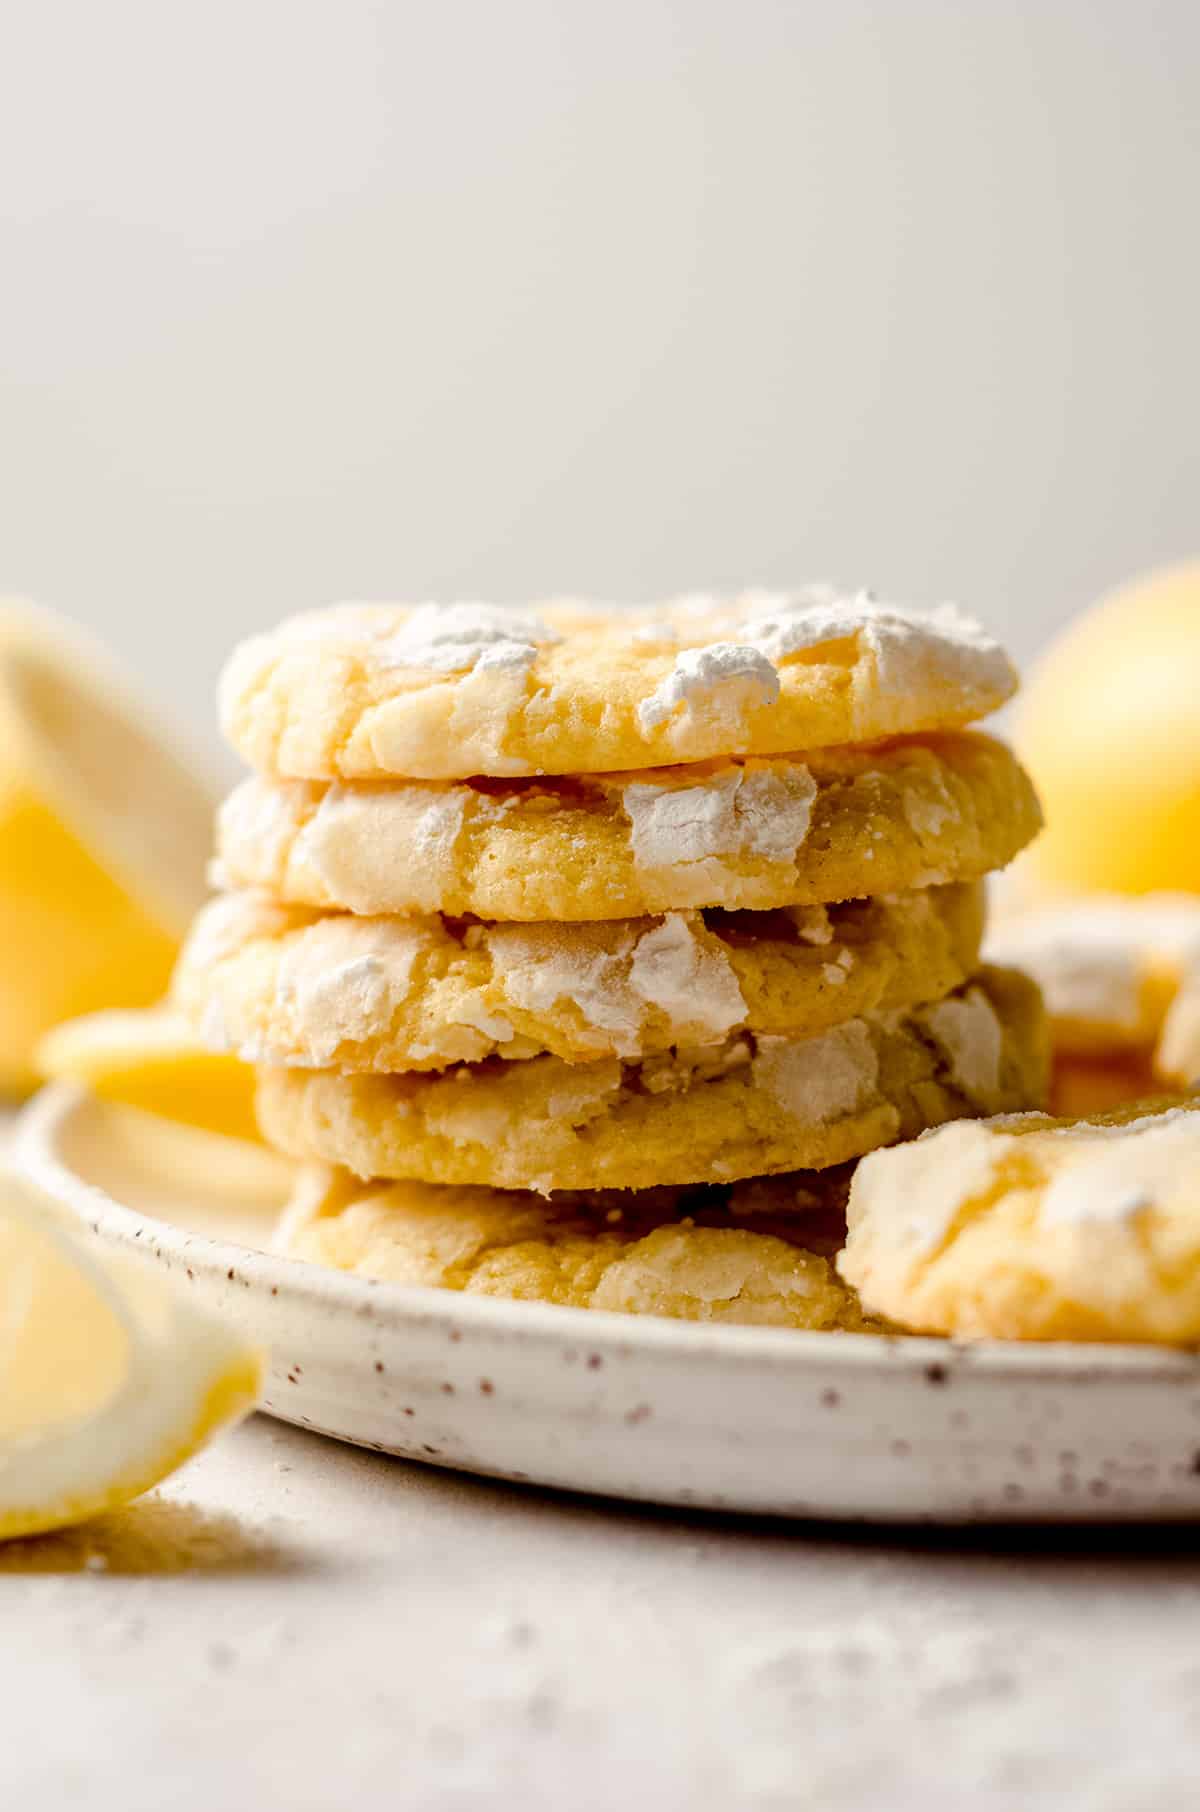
256;966;1048;1192
839;1096;1200;1343
278;1164;882;1330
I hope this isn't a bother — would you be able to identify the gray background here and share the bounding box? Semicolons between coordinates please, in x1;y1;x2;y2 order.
2;0;1197;755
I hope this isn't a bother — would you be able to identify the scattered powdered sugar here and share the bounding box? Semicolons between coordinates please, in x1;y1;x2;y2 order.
754;1020;879;1125
376;602;559;674
637;643;780;733
623;763;817;902
917;988;1004;1107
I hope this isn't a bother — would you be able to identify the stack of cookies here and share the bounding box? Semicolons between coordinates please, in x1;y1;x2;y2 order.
175;591;1048;1328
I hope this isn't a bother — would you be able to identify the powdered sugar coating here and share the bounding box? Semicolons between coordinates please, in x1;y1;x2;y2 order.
218;590;1016;781
176;883;988;1074
625;914;747;1041
917;987;1004;1106
754;1021;880;1126
214;735;1039;922
739;590;1007;683
1037;1111;1198;1227
255;967;1045;1192
273;928;422;1068
840;1097;1200;1342
290;786;467;917
637;643;781;733
377;602;559;674
623;765;817;905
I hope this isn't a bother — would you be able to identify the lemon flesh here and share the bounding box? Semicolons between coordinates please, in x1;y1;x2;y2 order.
38;1007;260;1145
1019;566;1200;897
0;1172;261;1542
0;602;216;1095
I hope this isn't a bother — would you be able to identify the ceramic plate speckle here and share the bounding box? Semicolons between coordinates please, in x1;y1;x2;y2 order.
15;1083;1200;1522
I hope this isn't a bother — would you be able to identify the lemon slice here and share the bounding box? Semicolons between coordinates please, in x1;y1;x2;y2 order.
0;1171;261;1541
38;1006;260;1144
0;602;216;1095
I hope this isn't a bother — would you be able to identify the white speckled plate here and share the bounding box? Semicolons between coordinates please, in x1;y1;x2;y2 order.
16;1082;1200;1523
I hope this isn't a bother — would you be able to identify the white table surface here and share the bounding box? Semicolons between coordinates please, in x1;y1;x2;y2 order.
5;1412;1199;1811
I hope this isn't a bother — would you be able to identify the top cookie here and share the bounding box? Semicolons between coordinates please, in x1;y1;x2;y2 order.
219;591;1016;781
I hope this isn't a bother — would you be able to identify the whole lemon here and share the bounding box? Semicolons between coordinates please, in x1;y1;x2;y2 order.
1019;565;1200;895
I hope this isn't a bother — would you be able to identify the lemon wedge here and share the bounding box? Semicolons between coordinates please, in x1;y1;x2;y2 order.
0;1170;261;1541
38;1006;260;1145
0;602;216;1095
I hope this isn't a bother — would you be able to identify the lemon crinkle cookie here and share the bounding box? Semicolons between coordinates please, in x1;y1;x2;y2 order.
277;1164;882;1330
986;894;1200;1059
218;591;1016;782
214;732;1039;922
175;883;985;1072
839;1097;1200;1344
255;966;1047;1193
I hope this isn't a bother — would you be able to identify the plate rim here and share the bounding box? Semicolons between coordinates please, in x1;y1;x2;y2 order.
16;1081;1200;1386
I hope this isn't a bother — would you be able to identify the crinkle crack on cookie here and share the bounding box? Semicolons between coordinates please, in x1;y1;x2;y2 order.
174;884;985;1072
214;732;1039;922
839;1096;1200;1343
276;1164;883;1330
254;967;1047;1193
218;590;1017;781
